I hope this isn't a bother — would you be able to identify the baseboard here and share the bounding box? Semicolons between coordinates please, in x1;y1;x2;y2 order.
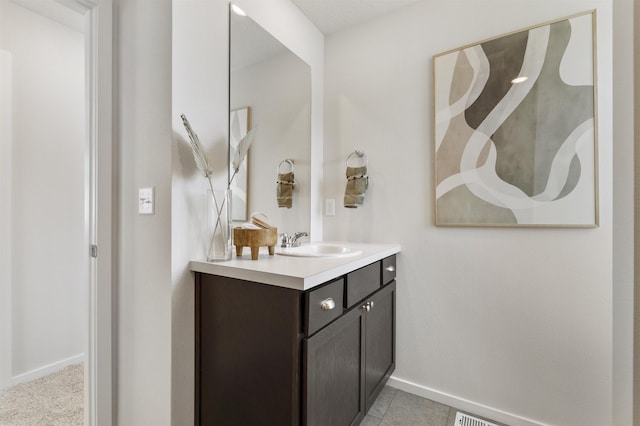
387;376;551;426
11;354;84;387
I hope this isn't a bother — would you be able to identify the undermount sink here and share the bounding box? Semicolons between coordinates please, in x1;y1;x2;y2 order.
276;244;362;258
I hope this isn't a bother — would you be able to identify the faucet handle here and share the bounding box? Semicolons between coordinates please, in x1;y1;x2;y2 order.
280;233;290;248
291;232;309;247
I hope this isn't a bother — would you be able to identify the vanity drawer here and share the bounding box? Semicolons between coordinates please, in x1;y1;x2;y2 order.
306;278;344;336
382;255;396;285
346;261;381;308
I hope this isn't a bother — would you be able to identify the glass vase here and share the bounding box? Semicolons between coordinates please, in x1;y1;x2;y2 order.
207;188;232;262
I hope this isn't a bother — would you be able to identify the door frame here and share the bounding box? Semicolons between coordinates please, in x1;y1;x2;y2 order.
80;0;113;424
0;49;12;392
0;1;113;423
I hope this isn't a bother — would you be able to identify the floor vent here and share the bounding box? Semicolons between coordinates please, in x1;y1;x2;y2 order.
454;412;500;426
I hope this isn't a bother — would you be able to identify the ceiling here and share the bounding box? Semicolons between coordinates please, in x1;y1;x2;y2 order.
290;0;422;35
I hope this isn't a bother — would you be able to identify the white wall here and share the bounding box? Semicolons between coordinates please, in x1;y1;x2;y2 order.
117;0;173;424
0;0;85;383
634;3;640;424
323;2;614;426
172;2;228;424
171;0;323;424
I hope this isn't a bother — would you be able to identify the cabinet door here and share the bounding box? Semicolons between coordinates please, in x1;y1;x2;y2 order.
303;306;365;426
364;281;396;411
196;274;302;426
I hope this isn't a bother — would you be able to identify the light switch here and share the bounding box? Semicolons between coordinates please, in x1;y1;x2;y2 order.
325;199;336;216
138;187;155;215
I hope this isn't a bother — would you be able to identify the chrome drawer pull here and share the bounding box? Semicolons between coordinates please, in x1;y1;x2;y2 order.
321;298;336;311
385;265;395;272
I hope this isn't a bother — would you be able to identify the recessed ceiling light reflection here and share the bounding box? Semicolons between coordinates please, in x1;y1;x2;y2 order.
511;76;528;84
231;4;247;16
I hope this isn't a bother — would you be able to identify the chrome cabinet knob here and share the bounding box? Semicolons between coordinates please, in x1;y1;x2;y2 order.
362;302;372;312
321;298;336;311
385;265;395;272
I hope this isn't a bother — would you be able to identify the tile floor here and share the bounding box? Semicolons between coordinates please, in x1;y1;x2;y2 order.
363;386;505;426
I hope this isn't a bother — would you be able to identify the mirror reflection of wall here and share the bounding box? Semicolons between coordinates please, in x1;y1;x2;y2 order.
229;5;312;234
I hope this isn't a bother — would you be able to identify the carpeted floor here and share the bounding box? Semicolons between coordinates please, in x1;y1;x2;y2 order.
0;363;83;425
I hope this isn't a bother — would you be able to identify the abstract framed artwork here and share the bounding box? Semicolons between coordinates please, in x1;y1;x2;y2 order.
230;107;250;221
433;11;598;227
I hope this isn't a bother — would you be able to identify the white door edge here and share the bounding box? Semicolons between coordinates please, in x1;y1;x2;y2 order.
0;49;13;392
80;1;113;425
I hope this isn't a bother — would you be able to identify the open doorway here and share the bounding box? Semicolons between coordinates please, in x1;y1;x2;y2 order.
0;0;112;424
0;0;87;422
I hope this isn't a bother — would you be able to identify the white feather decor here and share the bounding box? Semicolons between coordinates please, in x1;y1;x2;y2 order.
181;113;213;178
230;126;257;186
179;113;256;261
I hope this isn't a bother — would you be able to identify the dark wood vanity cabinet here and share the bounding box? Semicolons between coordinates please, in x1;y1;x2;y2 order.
195;255;396;426
304;280;395;426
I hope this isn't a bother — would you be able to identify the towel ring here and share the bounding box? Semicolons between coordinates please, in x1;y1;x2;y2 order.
346;150;367;168
277;158;294;174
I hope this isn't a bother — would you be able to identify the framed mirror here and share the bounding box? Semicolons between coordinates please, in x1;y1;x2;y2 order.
229;3;312;233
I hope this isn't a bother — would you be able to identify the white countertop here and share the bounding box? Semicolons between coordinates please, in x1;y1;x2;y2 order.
190;242;400;291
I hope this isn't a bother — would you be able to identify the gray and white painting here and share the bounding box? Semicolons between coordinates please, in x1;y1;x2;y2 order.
434;12;597;226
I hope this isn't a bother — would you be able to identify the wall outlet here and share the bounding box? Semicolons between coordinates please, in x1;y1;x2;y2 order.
325;199;336;216
138;187;155;215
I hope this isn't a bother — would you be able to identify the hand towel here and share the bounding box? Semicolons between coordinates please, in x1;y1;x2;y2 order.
277;172;294;208
344;166;368;208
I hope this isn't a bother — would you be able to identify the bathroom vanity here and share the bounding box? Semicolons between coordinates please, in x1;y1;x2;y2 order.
191;243;400;426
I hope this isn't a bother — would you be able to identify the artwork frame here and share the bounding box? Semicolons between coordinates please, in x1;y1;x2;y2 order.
230;107;250;222
433;10;598;227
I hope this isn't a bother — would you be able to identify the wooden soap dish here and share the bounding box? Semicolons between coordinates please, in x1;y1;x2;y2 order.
233;227;278;260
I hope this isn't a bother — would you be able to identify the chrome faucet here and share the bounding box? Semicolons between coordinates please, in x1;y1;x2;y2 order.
280;232;309;248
